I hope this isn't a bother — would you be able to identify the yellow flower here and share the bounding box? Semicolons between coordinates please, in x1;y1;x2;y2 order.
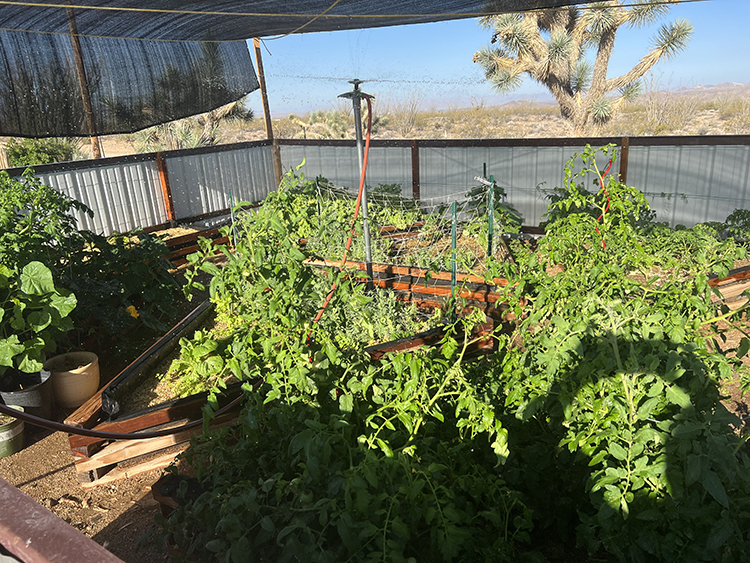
126;305;140;319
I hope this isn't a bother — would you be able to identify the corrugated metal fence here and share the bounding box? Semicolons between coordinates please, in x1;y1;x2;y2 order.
280;137;750;229
5;136;749;235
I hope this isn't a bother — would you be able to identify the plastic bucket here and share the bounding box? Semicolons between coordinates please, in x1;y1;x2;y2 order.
0;406;25;458
0;370;53;419
44;352;100;409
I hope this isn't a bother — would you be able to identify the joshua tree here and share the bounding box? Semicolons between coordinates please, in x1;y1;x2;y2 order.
473;1;693;135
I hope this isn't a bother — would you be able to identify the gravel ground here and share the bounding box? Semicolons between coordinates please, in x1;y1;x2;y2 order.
0;426;170;562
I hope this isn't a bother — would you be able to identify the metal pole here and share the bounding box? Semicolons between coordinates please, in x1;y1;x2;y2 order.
339;79;374;285
451;200;458;321
487;175;495;258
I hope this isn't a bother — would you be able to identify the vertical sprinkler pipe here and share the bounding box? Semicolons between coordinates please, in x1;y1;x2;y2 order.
451;201;458;322
339;79;374;286
487;175;495;258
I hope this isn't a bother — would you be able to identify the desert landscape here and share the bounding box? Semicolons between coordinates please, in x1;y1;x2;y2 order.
88;82;750;159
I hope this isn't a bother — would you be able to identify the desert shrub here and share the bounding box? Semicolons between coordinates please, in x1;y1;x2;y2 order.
5;137;83;166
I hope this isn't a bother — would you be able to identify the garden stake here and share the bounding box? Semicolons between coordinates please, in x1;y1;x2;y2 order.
228;188;237;248
310;94;374;334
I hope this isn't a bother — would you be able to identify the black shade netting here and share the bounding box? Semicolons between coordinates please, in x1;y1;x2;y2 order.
1;0;612;42
0;30;258;137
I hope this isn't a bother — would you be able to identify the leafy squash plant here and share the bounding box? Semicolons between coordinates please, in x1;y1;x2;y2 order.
0;261;76;375
0;169;178;338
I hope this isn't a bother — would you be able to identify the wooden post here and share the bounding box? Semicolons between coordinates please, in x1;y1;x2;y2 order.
619;136;630;185
411;139;420;200
252;38;283;186
155;152;176;223
67;7;101;159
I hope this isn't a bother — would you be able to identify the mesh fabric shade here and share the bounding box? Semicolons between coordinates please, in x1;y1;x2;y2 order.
0;0;603;137
0;31;258;137
1;0;606;40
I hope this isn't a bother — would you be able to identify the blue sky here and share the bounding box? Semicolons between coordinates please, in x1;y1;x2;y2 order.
247;0;750;116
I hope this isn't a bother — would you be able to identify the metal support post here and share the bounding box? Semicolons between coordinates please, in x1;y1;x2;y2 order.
487;175;495;258
339;79;374;286
451;200;458;322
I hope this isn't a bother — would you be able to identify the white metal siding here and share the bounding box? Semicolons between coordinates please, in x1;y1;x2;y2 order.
37;160;165;235
166;145;275;220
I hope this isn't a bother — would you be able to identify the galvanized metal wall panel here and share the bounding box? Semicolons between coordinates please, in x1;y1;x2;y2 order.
37;160;165;235
629;145;750;227
417;145;616;226
166;145;276;220
280;145;412;195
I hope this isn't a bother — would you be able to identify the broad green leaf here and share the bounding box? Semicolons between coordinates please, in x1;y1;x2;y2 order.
0;336;23;367
49;290;77;318
20;261;54;295
27;310;51;332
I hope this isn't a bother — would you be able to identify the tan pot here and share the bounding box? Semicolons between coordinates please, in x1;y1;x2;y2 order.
43;352;100;409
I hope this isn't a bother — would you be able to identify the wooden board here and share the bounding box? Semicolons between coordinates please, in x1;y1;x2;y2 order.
69;383;243;457
306;258;508;288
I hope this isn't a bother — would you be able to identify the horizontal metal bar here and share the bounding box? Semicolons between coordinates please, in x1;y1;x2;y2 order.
0;477;124;563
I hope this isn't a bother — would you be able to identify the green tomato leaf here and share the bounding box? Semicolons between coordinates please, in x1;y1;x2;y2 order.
665;384;691;409
702;471;729;508
339;393;353;413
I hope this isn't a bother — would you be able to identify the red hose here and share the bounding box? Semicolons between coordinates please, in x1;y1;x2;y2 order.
311;96;374;326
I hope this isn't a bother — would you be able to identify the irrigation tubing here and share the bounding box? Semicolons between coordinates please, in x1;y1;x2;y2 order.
311;95;374;326
0;393;245;441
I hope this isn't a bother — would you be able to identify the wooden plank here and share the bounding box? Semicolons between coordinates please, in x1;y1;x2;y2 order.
165;228;222;249
75;413;238;474
79;447;191;490
306;258;508;288
69;384;243;456
168;236;229;260
0;477;125;562
708;265;750;287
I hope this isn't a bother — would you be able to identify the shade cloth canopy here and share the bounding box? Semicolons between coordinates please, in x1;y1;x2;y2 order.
0;0;605;138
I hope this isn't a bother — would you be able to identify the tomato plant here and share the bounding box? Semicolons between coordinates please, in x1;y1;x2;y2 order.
158;147;750;563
